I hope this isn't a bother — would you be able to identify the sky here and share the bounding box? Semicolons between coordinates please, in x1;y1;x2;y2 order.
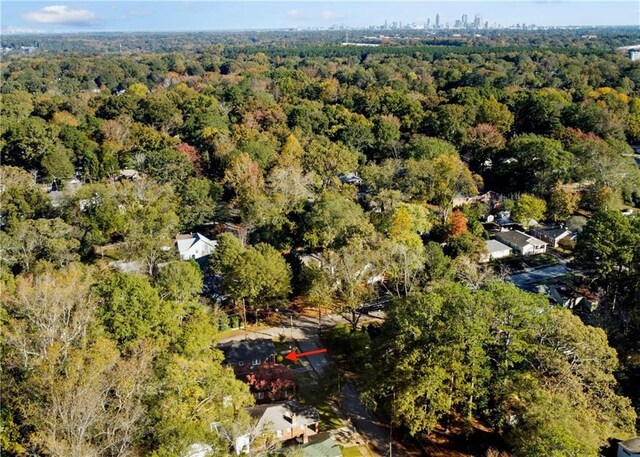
1;1;639;34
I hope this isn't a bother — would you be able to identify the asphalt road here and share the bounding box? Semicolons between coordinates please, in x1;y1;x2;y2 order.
505;264;570;289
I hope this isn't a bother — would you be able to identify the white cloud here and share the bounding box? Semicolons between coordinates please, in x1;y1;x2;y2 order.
1;25;45;34
23;5;98;26
320;10;345;21
286;9;308;20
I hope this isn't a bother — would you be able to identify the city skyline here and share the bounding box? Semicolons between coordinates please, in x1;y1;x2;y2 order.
2;1;638;34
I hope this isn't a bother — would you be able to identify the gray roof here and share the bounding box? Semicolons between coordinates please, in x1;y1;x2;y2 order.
218;339;276;364
248;400;319;434
486;239;512;254
496;230;546;248
535;226;572;240
620;437;640;453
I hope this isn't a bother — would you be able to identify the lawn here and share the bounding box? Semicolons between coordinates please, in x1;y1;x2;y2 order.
94;243;126;261
525;253;559;268
298;383;344;431
340;445;375;456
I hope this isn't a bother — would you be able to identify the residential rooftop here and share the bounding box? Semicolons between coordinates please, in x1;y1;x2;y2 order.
496;230;546;248
486;239;512;254
218;339;276;364
619;437;640;453
248;400;319;433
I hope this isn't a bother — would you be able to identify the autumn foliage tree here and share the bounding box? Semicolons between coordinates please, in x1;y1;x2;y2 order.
175;141;202;174
446;209;468;237
246;363;296;402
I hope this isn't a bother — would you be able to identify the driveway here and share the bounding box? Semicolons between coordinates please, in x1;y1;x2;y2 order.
342;383;422;456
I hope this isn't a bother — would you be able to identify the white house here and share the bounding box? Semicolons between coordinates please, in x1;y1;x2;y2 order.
480;239;513;263
618;437;640;457
495;230;547;256
176;233;217;260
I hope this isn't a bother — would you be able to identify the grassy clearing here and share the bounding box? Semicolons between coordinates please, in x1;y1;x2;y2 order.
298;383;343;431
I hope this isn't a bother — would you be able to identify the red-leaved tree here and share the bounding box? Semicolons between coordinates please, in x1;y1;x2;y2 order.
246;363;296;402
175;142;202;174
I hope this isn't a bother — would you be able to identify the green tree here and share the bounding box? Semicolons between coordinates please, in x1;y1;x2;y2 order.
404;136;457;161
1;218;80;272
512;194;547;228
212;235;291;326
366;281;636;452
303;192;374;249
574;211;639;304
63;183;127;255
144;148;195;187
499;134;570;194
0;166;51;228
151;353;253;456
177;177;224;231
122;180;180;275
155;260;203;302
96;272;182;347
303;136;360;187
476;96;514;133
403;154;478;220
546;184;578;223
304;238;382;331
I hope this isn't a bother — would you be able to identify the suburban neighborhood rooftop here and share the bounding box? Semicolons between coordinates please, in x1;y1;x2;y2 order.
248;400;320;432
495;230;547;248
218;339;277;365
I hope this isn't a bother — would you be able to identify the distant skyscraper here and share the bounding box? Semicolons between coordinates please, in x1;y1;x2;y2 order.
426;18;430;27
474;13;481;29
462;14;468;26
435;13;440;28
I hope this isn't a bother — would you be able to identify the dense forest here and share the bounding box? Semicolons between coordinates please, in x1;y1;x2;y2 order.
1;28;639;456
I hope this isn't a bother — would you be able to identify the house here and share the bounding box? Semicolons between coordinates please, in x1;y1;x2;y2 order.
182;443;212;457
495;230;547;256
303;432;342;457
618;437;640;457
338;172;362;185
176;233;217;260
480;239;513;263
118;169;140;180
235;401;320;455
530;226;576;248
453;191;501;208
218;339;277;375
539;285;599;312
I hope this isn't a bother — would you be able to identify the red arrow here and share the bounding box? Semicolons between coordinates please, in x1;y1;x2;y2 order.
285;348;327;362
